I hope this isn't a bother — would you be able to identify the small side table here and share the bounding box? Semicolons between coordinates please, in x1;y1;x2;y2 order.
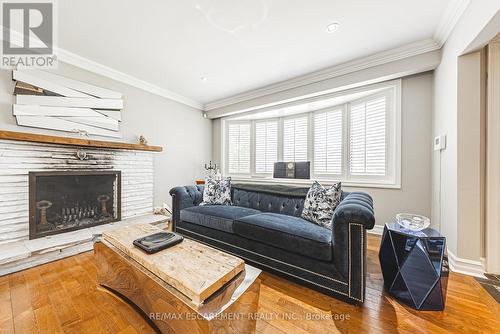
379;223;449;310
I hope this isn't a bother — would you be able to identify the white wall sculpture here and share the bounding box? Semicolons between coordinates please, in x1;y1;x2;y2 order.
12;70;123;138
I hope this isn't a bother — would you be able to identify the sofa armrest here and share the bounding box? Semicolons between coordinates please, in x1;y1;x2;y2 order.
169;185;204;228
331;192;374;300
332;192;375;230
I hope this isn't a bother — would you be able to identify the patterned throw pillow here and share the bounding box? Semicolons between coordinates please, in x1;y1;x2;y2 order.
301;181;342;229
200;176;232;206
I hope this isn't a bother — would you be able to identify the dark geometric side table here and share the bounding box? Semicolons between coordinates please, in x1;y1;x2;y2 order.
379;223;449;310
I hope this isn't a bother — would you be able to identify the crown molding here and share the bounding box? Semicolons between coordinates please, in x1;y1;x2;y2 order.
0;28;203;110
433;0;471;47
204;38;440;111
55;48;203;109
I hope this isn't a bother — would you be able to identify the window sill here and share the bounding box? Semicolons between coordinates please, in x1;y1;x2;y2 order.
229;177;401;190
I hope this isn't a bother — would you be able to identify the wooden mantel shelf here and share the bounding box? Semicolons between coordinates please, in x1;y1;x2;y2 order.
0;130;163;152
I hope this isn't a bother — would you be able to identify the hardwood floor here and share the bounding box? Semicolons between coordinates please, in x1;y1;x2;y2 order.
0;235;499;334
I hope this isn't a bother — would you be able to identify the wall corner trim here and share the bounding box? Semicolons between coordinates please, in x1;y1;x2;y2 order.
433;0;471;47
447;250;486;278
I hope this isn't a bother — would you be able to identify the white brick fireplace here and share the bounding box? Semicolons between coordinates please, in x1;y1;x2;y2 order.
0;136;166;275
0;139;154;244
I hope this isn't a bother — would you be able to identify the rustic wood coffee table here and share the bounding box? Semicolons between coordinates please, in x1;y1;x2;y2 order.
94;224;261;333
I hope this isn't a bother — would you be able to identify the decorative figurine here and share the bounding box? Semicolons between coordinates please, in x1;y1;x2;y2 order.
204;161;218;177
72;129;89;137
139;135;148;145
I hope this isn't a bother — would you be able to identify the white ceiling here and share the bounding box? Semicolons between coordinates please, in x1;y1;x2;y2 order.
57;0;453;106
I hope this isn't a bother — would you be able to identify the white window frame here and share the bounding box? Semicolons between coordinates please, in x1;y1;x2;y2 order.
344;88;399;185
224;120;252;176
311;105;345;179
253;118;280;177
282;113;309;162
221;80;402;189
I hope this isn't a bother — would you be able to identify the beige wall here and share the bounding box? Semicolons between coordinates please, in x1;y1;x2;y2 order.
212;73;433;228
457;51;486;261
212;117;222;169
485;35;500;273
348;73;433;228
432;1;499;260
0;64;212;207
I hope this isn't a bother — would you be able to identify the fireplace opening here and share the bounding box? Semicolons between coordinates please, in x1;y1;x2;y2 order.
29;171;121;239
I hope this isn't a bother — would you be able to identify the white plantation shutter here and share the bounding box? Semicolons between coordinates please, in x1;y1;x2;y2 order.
314;108;342;174
223;83;399;186
255;120;278;173
283;116;308;161
227;122;251;174
349;96;386;176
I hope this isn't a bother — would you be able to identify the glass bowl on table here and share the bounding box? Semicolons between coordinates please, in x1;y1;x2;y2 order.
396;213;430;231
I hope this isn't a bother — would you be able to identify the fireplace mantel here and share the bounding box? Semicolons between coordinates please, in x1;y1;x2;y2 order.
0;130;163;152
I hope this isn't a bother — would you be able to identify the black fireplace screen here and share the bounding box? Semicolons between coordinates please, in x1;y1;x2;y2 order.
29;171;121;239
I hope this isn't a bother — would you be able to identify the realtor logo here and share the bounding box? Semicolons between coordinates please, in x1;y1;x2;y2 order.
1;0;57;68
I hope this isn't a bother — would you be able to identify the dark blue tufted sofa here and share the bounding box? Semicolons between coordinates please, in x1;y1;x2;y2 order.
169;183;375;303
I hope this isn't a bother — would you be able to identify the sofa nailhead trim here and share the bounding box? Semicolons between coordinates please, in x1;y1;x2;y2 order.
348;223;364;302
177;227;366;302
176;226;348;286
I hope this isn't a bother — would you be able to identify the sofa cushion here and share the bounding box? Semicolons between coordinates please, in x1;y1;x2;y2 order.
232;186;305;217
180;205;261;233
233;213;332;261
200;176;232;206
302;181;342;229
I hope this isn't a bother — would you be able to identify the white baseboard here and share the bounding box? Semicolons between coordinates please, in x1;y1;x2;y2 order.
447;250;486;278
368;224;384;236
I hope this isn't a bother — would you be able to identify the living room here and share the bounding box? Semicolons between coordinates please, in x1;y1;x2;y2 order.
0;0;499;333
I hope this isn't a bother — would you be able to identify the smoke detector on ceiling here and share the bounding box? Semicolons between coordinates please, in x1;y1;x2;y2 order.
325;22;340;33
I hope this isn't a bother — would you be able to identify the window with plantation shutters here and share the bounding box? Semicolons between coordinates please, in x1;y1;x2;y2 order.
223;81;400;187
349;96;386;176
314;108;342;175
283;116;308;161
255;120;278;173
227;122;251;174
